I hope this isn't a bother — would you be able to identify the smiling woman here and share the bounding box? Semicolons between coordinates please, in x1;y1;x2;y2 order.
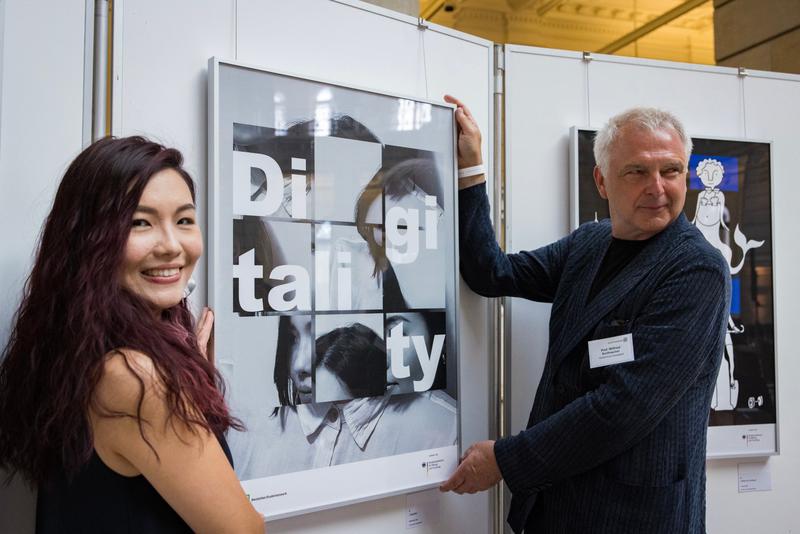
120;169;203;314
0;137;263;533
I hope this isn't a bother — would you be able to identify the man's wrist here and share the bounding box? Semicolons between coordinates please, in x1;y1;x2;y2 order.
458;164;485;178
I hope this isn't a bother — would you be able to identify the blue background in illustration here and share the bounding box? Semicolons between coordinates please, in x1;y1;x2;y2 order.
730;276;741;315
689;154;739;191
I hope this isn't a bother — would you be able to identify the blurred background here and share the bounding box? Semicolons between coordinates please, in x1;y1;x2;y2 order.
367;0;800;74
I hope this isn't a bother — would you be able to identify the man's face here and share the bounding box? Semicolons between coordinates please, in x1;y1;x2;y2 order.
593;124;688;240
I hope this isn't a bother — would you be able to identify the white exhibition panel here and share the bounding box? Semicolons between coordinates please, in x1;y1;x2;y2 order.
586;57;743;138
504;45;799;533
702;73;800;534
112;0;237;312
236;0;494;198
113;1;494;532
237;0;423;97
503;47;587;436
0;0;89;349
409;23;494;458
0;1;90;532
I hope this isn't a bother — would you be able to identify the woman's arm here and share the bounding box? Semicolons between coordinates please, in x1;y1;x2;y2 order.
91;350;264;534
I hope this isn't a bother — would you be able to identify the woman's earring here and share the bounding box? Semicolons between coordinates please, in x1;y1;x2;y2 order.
183;277;197;299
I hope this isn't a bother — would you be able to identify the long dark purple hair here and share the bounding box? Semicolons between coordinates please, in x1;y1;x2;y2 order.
0;136;240;485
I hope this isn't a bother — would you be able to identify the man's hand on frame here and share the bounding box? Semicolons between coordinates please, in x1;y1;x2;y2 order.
439;440;502;495
443;94;486;189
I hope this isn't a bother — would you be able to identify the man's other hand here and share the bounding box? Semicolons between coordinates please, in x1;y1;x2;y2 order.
440;440;502;494
444;94;483;171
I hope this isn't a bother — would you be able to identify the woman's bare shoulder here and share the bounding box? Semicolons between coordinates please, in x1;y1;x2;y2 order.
93;349;164;415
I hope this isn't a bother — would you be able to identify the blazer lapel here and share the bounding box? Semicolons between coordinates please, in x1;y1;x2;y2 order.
551;214;691;368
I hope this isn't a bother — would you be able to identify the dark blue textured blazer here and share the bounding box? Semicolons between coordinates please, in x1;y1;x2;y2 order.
459;184;730;534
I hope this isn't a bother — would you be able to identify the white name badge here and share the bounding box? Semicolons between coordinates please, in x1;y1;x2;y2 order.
588;334;635;369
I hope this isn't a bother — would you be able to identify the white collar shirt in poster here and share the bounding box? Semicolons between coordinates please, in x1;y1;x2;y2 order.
228;389;457;480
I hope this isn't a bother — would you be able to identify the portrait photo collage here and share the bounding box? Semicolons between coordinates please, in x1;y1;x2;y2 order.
231;121;450;408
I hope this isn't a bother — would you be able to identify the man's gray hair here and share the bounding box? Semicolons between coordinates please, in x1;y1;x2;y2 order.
593;107;692;175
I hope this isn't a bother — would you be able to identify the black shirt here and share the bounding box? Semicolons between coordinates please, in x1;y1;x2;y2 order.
587;236;652;303
35;435;233;533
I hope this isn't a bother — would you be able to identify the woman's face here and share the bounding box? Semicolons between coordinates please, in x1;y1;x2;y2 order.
120;169;202;312
288;315;313;404
315;365;352;403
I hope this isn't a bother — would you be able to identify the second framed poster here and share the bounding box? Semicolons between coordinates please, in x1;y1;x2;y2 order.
570;127;777;458
209;58;460;518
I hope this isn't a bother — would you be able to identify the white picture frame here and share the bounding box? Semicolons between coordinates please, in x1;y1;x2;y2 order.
208;58;461;519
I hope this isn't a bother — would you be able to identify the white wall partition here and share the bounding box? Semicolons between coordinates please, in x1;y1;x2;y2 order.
503;44;800;533
0;0;91;532
702;72;800;533
112;1;495;532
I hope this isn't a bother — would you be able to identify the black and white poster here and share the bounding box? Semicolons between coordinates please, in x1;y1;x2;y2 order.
571;127;777;458
209;59;459;518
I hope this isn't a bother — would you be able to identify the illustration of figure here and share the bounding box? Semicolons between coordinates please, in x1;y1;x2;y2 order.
691;158;764;411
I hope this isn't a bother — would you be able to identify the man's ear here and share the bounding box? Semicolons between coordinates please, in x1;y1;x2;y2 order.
593;166;608;200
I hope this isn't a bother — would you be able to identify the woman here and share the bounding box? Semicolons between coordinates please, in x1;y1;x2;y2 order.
354;153;447;311
274;314;313;405
0;137;264;533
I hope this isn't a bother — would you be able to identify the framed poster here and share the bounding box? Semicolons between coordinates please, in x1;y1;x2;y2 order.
570;127;777;458
209;58;460;519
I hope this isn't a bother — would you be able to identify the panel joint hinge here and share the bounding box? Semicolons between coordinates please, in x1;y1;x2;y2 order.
494;44;505;95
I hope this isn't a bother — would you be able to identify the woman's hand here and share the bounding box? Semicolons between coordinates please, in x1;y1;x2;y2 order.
197;307;215;365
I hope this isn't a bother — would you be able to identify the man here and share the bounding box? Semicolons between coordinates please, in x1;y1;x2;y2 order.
440;95;730;533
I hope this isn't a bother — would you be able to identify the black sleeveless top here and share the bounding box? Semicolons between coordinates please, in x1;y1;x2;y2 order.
35;435;233;533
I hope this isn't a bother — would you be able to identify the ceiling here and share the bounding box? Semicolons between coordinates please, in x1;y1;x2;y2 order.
421;0;715;65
